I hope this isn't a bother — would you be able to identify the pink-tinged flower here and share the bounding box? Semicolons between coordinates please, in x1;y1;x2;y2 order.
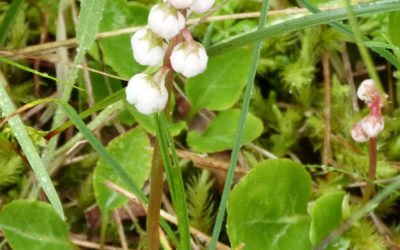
131;28;167;66
361;114;384;138
351;121;369;143
148;3;186;39
125;73;168;115
190;0;215;13
170;41;208;77
168;0;194;9
357;79;376;103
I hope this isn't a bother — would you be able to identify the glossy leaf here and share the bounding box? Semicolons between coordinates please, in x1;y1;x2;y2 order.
0;200;73;250
186;109;263;153
95;0;148;78
389;11;400;48
310;191;345;246
227;159;312;250
93;127;151;213
186;47;253;111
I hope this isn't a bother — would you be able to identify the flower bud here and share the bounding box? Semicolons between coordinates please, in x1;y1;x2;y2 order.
168;0;194;9
125;73;168;115
131;28;167;66
170;41;208;77
190;0;215;13
148;3;186;39
361;114;384;138
351;121;369;143
357;79;376;102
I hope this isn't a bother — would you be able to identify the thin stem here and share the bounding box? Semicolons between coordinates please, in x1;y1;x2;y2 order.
362;137;377;204
209;0;270;248
322;49;331;166
146;140;164;250
146;28;181;248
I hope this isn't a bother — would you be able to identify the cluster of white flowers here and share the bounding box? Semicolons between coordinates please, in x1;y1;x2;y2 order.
126;0;213;115
351;79;384;142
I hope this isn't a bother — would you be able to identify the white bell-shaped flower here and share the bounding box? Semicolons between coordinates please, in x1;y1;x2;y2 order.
131;28;167;66
351;121;369;143
169;0;194;9
148;3;186;39
170;41;208;77
357;79;376;102
361;114;384;138
126;73;168;115
190;0;215;13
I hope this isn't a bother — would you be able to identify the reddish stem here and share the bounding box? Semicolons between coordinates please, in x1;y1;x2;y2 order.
362;137;377;204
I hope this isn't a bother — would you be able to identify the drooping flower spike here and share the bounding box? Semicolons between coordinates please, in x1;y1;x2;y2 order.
351;79;385;142
127;0;214;115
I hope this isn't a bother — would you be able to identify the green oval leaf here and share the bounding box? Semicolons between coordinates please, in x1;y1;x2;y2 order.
389;11;400;49
186;109;263;153
186;47;253;112
0;200;73;250
93;127;151;213
310;191;345;246
227;159;312;250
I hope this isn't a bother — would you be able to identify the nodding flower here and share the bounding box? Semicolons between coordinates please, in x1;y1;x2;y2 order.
148;3;185;39
125;72;169;115
131;28;167;66
351;79;385;142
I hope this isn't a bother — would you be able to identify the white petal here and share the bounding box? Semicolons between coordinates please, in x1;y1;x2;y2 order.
125;73;168;115
170;41;208;78
169;0;194;9
357;79;375;102
148;4;185;39
190;0;214;13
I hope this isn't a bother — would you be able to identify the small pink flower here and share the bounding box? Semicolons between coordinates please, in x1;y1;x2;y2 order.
361;114;384;138
357;79;376;103
351;121;369;143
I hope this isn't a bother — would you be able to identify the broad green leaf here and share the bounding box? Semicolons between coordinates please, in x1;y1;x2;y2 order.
388;11;400;48
0;200;73;250
186;47;252;111
310;191;345;246
77;0;106;51
186;109;263;153
94;0;148;78
227;159;312;250
93;127;151;213
124;101;187;136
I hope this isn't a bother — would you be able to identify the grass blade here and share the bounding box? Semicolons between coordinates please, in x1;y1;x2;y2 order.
47;89;125;139
0;79;64;219
0;0;25;47
298;0;400;70
155;112;191;249
207;0;400;57
208;0;270;249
